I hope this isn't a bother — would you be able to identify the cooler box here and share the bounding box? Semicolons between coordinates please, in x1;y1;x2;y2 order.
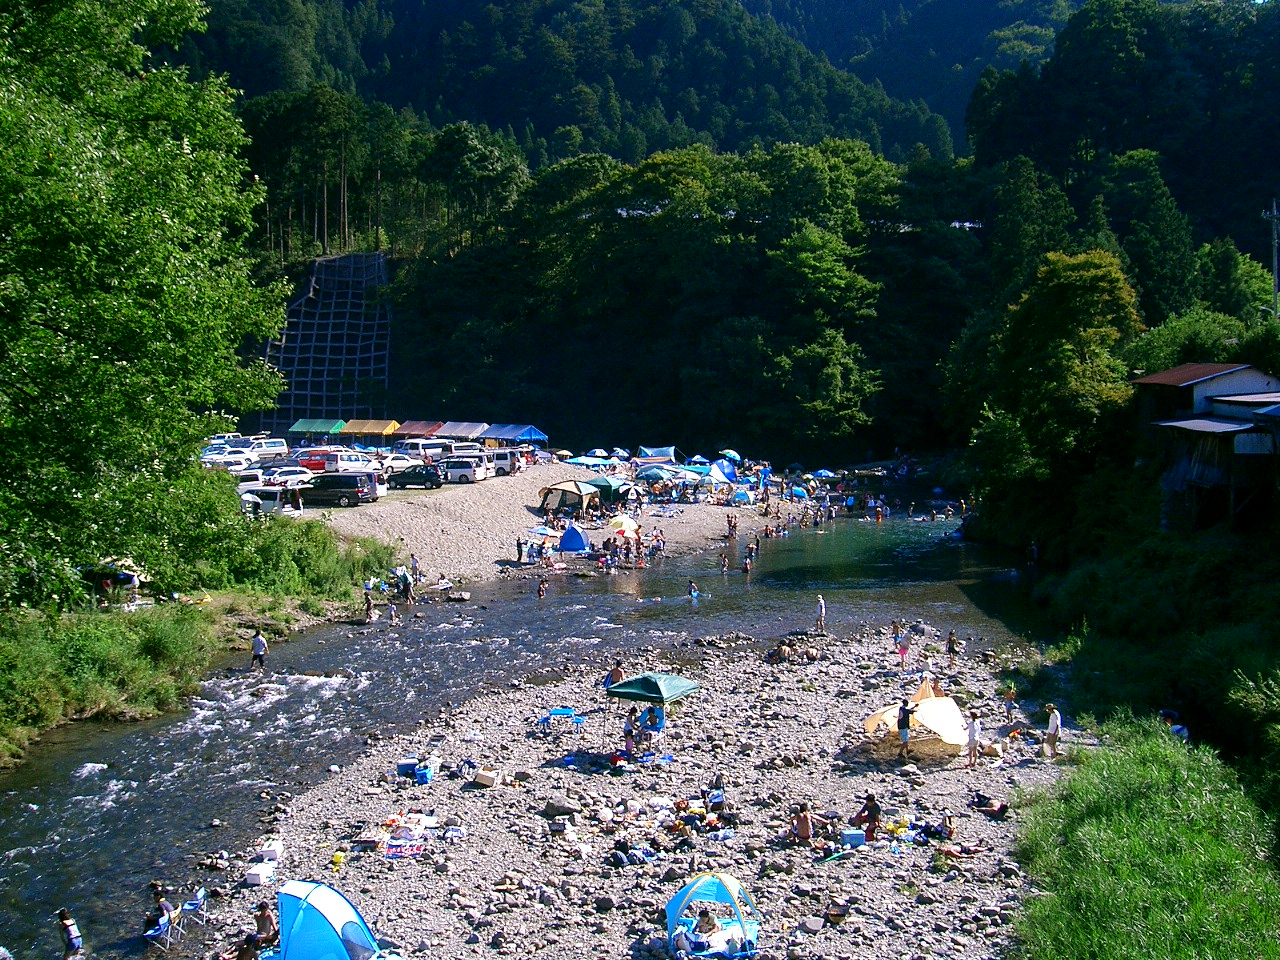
397;756;419;777
245;862;276;886
415;766;434;785
841;829;866;848
257;839;284;861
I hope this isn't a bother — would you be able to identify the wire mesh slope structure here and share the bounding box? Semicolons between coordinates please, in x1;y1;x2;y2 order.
263;253;392;435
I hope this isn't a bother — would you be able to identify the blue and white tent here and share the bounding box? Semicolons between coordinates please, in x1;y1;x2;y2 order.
665;872;761;958
271;881;381;960
558;523;591;554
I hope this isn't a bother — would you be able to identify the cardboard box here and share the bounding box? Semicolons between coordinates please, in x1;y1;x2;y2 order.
473;767;502;788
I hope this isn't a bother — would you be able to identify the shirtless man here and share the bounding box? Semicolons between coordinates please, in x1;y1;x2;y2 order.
253;901;279;947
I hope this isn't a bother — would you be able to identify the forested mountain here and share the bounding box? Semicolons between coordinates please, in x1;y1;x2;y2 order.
741;0;1074;135
180;0;953;164
967;0;1280;262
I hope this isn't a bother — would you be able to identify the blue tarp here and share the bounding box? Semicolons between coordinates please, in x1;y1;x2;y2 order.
566;456;613;466
558;524;591;553
639;446;677;461
274;881;379;960
477;424;549;443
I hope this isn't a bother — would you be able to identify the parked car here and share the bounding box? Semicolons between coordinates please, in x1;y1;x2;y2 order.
262;465;314;486
303;473;377;507
379;453;424;474
322;451;381;473
206;453;257;472
440;457;489;483
296;446;345;471
387;464;444;489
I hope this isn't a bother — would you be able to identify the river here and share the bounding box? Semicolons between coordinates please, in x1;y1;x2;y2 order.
0;513;1036;958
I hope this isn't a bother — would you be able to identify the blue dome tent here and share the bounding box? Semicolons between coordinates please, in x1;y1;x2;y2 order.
558;523;591;554
665;872;761;958
265;880;383;960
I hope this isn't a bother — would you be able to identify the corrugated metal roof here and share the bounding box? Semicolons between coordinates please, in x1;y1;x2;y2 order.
1211;393;1280;406
1155;417;1253;434
1133;363;1250;387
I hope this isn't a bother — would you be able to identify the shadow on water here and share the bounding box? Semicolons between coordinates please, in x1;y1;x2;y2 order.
0;513;1054;958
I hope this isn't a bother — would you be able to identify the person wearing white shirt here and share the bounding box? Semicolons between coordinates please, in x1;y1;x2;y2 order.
967;711;982;768
1045;703;1062;758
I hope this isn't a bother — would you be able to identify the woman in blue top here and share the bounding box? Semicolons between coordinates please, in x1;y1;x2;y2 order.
58;908;83;960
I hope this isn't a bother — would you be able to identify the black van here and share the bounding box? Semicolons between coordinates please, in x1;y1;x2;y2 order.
303;473;377;507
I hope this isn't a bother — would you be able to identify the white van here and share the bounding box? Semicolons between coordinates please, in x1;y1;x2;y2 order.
440;457;489;483
240;485;303;516
246;438;290;457
323;451;381;473
450;441;483;456
394;438;453;461
488;447;521;476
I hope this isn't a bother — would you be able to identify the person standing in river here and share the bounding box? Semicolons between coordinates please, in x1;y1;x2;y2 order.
250;628;268;671
816;594;826;633
57;908;83;960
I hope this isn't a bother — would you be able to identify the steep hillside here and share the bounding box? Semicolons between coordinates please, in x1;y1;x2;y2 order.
740;0;1075;138
179;0;954;162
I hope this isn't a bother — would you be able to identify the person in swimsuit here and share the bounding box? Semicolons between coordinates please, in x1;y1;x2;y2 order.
58;908;83;960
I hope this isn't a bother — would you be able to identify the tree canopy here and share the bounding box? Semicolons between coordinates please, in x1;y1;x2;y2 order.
0;0;285;604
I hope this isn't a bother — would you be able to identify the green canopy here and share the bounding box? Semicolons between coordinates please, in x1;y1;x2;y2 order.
288;418;346;434
605;672;701;704
587;474;633;503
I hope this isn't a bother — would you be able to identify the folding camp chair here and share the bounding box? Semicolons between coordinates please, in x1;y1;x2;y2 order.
144;912;185;951
181;887;210;925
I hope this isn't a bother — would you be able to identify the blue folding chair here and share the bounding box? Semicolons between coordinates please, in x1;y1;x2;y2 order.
144;913;184;951
181;887;210;926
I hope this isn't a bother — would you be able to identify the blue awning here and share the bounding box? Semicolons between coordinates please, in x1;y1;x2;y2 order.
477;423;549;443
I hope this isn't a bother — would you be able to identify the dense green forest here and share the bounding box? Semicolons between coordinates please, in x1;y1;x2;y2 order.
741;0;1074;134
181;0;952;164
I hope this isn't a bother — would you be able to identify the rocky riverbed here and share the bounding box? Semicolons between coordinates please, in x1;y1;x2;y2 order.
193;621;1079;960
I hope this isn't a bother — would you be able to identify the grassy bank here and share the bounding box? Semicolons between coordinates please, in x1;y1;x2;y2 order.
1016;720;1280;960
0;518;399;765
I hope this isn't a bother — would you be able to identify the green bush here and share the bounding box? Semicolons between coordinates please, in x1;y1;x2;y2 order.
0;608;214;761
1017;720;1280;960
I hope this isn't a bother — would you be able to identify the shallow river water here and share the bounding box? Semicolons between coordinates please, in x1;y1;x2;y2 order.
0;514;1036;958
